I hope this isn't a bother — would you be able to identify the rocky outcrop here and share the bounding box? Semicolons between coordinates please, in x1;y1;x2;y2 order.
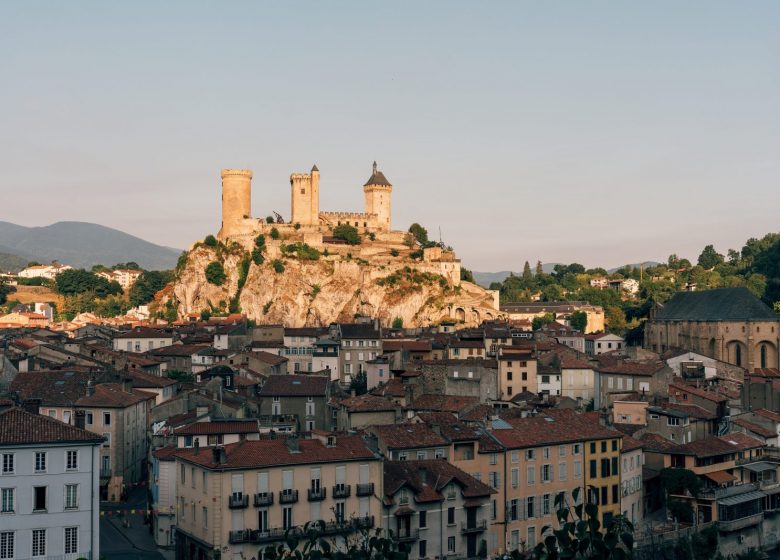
172;244;500;327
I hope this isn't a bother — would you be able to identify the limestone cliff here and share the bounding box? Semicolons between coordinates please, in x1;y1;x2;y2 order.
172;242;501;327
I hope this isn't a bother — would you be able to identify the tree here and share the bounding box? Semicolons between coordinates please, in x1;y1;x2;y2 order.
129;270;173;306
205;262;227;285
461;268;475;283
271;259;285;273
392;317;403;329
333;224;361;245
605;306;626;334
408;223;429;246
532;313;555;331
203;235;218;247
697;245;724;269
55;269;122;297
526;487;634;560
0;279;15;305
570;311;588;332
522;261;533;281
535;261;544;275
270;227;280;240
349;371;368;396
255;234;266;249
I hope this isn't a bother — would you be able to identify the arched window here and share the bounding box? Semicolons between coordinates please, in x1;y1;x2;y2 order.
761;344;768;369
736;345;742;367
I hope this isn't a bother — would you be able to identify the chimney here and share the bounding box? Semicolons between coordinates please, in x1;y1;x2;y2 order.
286;436;300;453
196;405;209;418
22;398;41;416
194;439;200;455
86;379;95;397
74;410;86;429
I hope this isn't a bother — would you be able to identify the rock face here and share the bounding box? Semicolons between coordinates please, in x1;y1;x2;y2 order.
173;244;501;327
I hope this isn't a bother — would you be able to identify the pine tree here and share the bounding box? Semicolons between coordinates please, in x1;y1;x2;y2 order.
535;260;543;276
522;261;533;281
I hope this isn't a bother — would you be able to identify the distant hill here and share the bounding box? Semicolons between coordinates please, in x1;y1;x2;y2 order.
0;251;29;273
0;221;182;270
607;261;660;273
472;264;560;288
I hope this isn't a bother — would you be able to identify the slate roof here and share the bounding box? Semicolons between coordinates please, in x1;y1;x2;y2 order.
114;326;174;339
176;435;375;470
651;287;779;322
257;374;329;397
340;323;381;339
0;407;104;446
10;370;92;407
363;163;392;187
384;459;494;502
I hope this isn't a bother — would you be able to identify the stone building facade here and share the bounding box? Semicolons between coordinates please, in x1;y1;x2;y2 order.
644;287;780;371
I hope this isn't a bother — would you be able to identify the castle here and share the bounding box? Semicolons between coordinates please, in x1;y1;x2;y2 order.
219;162;394;240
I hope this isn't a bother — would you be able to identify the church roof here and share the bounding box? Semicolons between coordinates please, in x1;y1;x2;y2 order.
652;287;778;322
364;161;392;187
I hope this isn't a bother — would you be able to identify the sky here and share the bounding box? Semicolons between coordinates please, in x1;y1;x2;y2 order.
1;1;778;271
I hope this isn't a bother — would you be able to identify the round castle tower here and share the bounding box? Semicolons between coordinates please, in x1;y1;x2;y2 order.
219;169;252;238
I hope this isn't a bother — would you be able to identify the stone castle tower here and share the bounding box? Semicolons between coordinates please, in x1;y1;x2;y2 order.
290;165;320;226
219;169;253;237
364;161;392;230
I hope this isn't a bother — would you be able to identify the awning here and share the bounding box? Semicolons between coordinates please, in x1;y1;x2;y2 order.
704;471;736;484
741;461;777;473
719;490;766;507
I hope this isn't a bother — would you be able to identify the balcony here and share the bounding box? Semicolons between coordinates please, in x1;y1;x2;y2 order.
100;468;112;478
308;487;327;501
228;495;249;509
354;515;375;530
397;529;419;542
332;484;351;499
461;520;487;534
254;492;274;507
279;489;299;504
251;527;302;543
698;482;759;500
356;483;374;497
229;530;251;544
718;512;764;532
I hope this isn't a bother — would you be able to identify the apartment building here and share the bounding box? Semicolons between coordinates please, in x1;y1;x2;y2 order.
0;407;103;560
621;435;644;525
113;326;175;353
497;346;538;399
337;323;382;385
173;433;382;560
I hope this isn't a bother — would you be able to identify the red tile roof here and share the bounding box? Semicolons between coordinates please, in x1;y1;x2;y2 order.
339;394;398;413
257;374;329;397
175;420;259;436
673;432;764;458
75;383;154;407
669;383;728;403
0;407;104;446
754;409;780;423
152;445;182;461
382;340;432;352
409;394;480;413
176;435;376;470
371;378;406;398
369;423;448;450
664;402;718;420
494;409;620;449
732;418;776;438
384;459;495;503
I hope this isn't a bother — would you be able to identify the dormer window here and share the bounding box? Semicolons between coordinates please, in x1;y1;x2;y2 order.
398;489;409;505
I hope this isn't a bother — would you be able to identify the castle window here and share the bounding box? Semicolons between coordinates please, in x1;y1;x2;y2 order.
301;189;305;194
761;345;768;369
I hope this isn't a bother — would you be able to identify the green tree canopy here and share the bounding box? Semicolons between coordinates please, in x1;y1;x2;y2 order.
461;268;475;283
55;269;122;297
205;262;227;286
697;244;724;269
570;310;588;332
408;223;429;246
333;224;361;245
129;270;173;306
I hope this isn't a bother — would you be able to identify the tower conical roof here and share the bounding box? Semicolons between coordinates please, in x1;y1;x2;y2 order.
364;161;392;187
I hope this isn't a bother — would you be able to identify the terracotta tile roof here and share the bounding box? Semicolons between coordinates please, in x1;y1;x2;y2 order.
673;433;765;458
382;340;432;352
176;435;376;470
175;420;259;436
257;374;329;397
369;423;449;450
10;370;92;407
370;377;406;398
753;368;780;378
493;409;620;449
75;383;154;407
114;326;174;339
621;434;644;453
460;403;495;423
152;444;182;461
732;418;776;438
664;402;718;420
449;340;485;349
596;356;665;376
409;394;480;413
754;409;780;423
128;369;177;388
149;343;209;357
0;407;103;445
669;382;728;403
251;351;288;366
637;433;679;453
339;394;398;413
384;459;495;503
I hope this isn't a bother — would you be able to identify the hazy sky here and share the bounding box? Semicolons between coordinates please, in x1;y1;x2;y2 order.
1;2;778;271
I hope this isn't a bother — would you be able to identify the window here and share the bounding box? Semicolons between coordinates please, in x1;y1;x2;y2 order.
574;460;582;479
573;443;581;455
417;451;427;460
559;462;567;481
102;433;111;448
34;452;46;473
490;453;498;465
541;464;552;483
526;449;535;461
447;536;456;553
511;451;519;463
612;457;618;475
398;452;408;461
527;466;535;485
203;506;208;528
559;445;566;457
491;499;497;520
65;484;78;509
33;486;46;511
103;412;111;426
489;471;500;489
62;450;77;473
435;448;445;459
65;526;78;554
543;494;551;516
447;506;455;525
601;441;607;453
543;447;550;459
419;510;427;528
527;496;536;518
509;498;518;521
419;540;427;558
511;468;519;488
507;371;513;381
180;464;186;484
32;529;45;557
1;454;13;475
283;506;293;530
202;471;208;493
0;531;13;559
590;460;597;478
1;488;14;513
612;484;619;504
398;489;409;505
601;486;608;505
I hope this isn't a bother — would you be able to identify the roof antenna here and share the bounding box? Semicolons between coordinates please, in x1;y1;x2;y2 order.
373;161;378;174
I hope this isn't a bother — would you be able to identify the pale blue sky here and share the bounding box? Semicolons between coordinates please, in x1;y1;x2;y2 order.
1;1;778;270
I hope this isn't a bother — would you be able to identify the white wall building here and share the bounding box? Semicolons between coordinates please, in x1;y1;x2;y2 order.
0;407;103;560
18;264;72;280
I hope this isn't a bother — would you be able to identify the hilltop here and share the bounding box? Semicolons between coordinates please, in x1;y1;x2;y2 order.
0;221;181;270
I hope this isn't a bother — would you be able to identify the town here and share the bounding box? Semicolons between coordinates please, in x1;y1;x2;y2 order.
1;234;780;559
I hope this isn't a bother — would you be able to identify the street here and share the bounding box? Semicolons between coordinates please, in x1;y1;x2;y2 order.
100;485;170;560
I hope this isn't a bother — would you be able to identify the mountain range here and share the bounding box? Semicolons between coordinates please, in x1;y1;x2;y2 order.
0;221;182;271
